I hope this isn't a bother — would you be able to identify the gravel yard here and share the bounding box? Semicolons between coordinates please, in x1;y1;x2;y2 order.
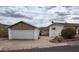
0;36;79;51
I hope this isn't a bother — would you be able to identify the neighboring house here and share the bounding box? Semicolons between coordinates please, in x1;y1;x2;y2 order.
49;22;79;38
8;21;40;40
64;23;79;35
0;23;9;29
49;23;64;37
40;27;49;36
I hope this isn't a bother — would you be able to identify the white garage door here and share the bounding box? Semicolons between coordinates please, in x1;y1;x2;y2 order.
12;30;34;39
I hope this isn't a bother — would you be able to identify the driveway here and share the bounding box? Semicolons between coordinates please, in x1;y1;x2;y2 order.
0;36;79;51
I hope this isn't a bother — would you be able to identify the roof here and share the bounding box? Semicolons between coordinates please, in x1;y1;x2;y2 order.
8;21;37;28
49;20;79;27
48;21;65;27
0;23;9;26
64;23;79;27
0;23;9;29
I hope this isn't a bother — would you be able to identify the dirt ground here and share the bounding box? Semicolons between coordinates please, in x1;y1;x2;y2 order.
0;36;79;51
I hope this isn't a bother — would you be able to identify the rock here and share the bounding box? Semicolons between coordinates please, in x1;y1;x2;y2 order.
50;36;64;43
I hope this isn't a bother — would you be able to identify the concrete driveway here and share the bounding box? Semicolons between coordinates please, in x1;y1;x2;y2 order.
0;36;79;51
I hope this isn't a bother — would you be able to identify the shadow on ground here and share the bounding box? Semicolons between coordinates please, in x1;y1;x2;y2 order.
1;45;79;52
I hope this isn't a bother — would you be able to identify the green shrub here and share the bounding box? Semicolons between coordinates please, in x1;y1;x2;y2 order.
61;28;76;39
0;29;8;37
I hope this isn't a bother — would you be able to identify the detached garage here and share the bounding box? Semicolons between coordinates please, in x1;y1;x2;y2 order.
8;21;40;40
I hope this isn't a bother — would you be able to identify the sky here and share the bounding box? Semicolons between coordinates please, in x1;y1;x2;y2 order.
0;6;79;27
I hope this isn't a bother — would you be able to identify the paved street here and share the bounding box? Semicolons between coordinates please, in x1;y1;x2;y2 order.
1;45;79;52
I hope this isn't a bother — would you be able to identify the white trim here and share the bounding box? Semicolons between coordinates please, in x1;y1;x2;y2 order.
34;29;40;40
8;28;12;40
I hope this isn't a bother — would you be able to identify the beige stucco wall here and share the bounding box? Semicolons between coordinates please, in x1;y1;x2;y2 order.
49;24;64;38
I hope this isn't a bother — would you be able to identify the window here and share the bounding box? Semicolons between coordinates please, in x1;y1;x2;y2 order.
52;27;56;30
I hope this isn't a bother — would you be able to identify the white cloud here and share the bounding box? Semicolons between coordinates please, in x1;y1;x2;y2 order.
0;6;79;27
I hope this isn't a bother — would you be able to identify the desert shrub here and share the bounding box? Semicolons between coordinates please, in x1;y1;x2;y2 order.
0;29;8;37
61;28;76;39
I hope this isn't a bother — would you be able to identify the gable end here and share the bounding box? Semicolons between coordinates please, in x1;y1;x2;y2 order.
9;21;36;30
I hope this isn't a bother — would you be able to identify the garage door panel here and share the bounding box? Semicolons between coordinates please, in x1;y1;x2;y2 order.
12;30;34;39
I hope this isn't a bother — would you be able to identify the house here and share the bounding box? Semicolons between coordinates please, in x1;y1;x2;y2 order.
49;23;64;37
8;21;40;40
49;22;79;38
0;23;9;30
64;23;79;35
40;27;49;36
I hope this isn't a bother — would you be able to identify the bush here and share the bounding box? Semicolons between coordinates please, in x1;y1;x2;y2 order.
61;28;76;39
0;29;8;37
